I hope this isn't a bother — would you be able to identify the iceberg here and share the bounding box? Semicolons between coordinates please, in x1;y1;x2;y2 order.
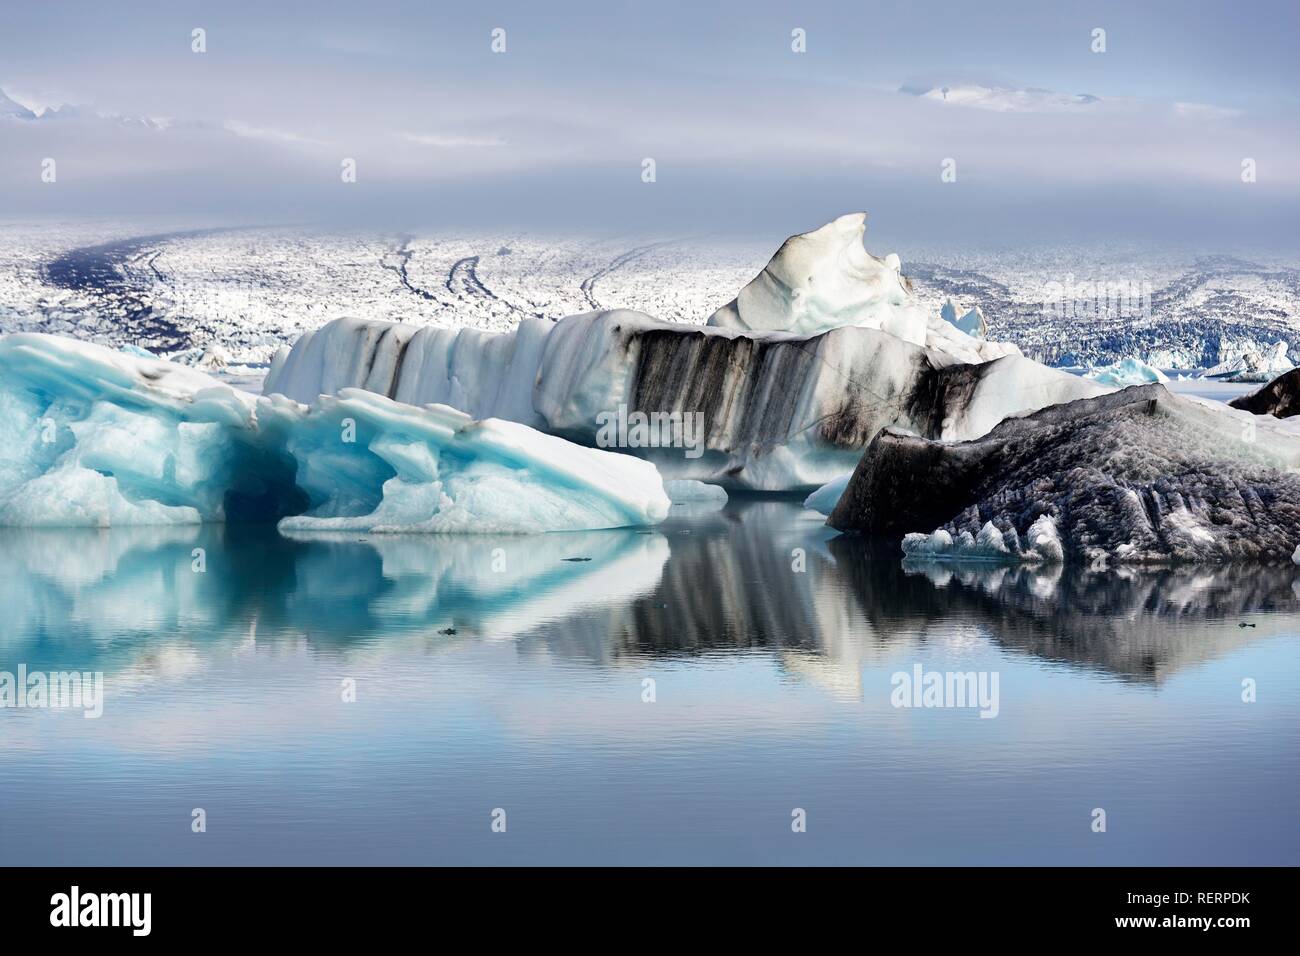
1204;341;1294;382
271;390;671;534
664;479;728;504
940;300;987;340
803;473;852;515
0;333;669;532
706;213;930;343
262;214;1107;493
266;316;551;428
902;515;1064;564
1229;366;1300;418
265;309;1101;492
829;384;1300;565
1083;356;1169;388
705;213;1015;364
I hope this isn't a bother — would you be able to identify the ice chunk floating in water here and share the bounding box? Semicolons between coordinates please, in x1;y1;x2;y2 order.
272;389;670;533
803;474;852;515
830;384;1300;565
663;479;728;504
263;213;1080;493
0;334;669;532
0;333;278;527
1083;356;1169;388
901;515;1064;565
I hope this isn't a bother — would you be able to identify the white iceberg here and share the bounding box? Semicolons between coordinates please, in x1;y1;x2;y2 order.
259;214;1110;493
802;474;852;515
663;479;728;503
1204;341;1294;383
901;516;1063;565
0;333;669;532
940;300;987;340
706;213;930;344
1083;356;1170;388
705;213;1015;364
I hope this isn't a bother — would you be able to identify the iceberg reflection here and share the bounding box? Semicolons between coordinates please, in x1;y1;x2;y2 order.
1;501;1294;687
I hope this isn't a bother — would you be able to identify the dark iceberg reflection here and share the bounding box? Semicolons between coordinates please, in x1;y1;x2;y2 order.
2;500;1293;685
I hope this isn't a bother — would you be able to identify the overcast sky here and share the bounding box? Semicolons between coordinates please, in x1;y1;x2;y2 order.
1;0;1296;244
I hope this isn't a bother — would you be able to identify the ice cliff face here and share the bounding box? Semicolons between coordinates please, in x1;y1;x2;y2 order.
0;334;669;531
265;316;552;428
829;384;1300;565
265;310;1102;491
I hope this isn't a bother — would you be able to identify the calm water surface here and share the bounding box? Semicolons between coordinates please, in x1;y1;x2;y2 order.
2;499;1297;865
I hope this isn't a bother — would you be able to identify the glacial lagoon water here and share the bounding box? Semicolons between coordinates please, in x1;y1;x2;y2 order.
2;498;1298;865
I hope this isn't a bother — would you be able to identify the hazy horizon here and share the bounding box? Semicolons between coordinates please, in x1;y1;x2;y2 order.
1;0;1297;244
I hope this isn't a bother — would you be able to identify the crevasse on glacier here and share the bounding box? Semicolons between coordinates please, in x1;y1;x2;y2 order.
0;334;669;531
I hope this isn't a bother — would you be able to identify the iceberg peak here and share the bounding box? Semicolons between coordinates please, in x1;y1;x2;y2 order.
707;213;1016;364
707;213;928;343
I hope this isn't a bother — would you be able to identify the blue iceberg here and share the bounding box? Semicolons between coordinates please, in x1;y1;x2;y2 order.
0;334;670;532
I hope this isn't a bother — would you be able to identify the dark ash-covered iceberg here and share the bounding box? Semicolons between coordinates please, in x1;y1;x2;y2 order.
1229;366;1300;418
828;384;1300;565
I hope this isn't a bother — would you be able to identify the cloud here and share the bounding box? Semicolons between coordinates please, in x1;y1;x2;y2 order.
901;80;1101;113
403;132;508;148
1173;101;1243;121
222;120;325;147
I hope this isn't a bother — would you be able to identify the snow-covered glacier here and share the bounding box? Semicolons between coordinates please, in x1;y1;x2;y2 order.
0;333;669;531
829;384;1300;565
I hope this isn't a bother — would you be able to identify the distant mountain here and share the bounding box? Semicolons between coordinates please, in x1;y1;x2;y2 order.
33;102;84;120
0;89;169;128
0;89;36;119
